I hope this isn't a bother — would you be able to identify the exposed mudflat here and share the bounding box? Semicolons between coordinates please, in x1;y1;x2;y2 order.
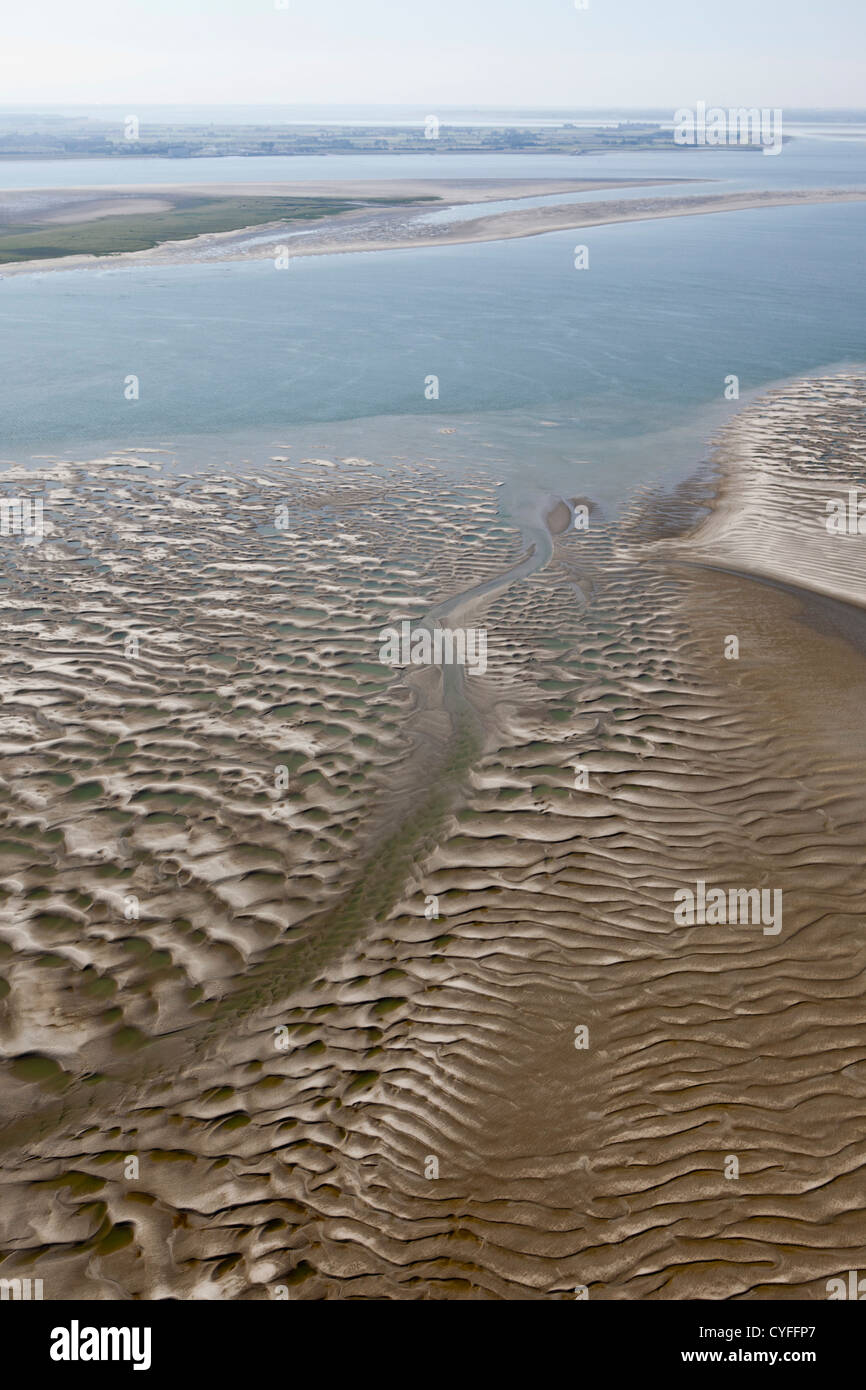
0;374;864;1299
10;183;864;277
0;177;681;275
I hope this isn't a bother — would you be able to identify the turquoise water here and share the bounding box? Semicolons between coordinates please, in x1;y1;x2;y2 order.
2;203;864;435
1;139;865;509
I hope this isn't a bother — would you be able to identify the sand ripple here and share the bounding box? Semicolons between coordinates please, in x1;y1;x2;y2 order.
0;379;865;1299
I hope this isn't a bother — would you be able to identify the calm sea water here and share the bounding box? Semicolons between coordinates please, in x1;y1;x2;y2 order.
1;139;865;510
2;135;866;190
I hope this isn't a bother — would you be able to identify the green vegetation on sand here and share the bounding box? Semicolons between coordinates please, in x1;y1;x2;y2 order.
0;193;431;264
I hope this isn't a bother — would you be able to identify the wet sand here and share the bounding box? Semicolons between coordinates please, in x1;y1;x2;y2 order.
0;373;865;1298
0;177;682;274
4;183;865;276
0;177;682;209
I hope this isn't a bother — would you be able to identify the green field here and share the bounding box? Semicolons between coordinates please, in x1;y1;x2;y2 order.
0;194;432;264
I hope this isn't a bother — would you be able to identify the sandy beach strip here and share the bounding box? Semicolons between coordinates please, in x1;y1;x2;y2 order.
1;183;863;276
0;176;690;210
653;369;866;610
277;186;866;258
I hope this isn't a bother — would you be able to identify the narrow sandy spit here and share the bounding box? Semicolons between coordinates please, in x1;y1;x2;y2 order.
5;184;863;277
0;176;684;274
280;187;866;261
0;176;690;206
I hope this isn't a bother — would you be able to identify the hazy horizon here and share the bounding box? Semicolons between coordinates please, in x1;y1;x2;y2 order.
3;0;865;108
4;103;866;116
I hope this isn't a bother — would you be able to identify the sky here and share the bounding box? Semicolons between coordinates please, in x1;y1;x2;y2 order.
1;0;864;109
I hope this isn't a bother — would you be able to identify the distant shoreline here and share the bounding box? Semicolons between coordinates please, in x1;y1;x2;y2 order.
0;117;773;162
0;146;776;161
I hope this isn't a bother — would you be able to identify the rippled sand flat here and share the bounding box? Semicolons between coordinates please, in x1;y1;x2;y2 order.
0;376;864;1299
